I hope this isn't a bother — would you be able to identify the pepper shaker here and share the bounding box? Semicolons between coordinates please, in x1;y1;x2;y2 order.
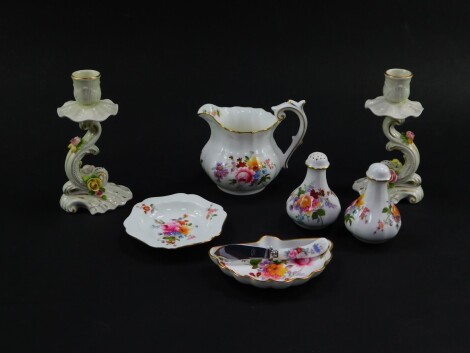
286;152;341;229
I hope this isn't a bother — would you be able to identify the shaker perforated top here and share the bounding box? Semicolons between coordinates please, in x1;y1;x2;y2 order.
305;152;330;169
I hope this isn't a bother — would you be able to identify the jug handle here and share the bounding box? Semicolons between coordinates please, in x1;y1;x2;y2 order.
271;100;308;168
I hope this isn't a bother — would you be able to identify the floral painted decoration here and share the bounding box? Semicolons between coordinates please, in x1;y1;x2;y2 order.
68;136;84;153
212;153;275;187
374;202;401;234
83;174;106;200
246;257;314;281
287;186;337;225
344;195;400;234
137;203;154;214
206;205;218;220
202;109;220;118
153;214;197;246
286;242;325;260
401;130;415;144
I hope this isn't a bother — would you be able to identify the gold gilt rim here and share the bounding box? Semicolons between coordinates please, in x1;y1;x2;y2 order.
384;69;413;79
125;208;228;250
305;164;329;170
71;70;101;81
209;235;334;284
198;110;282;134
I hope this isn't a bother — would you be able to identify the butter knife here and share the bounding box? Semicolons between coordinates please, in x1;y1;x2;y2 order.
214;237;330;262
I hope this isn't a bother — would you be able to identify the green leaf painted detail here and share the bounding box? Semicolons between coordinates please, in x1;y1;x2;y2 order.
250;259;262;269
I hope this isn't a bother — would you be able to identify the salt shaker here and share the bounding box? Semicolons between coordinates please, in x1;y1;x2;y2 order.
286;152;341;229
344;163;401;243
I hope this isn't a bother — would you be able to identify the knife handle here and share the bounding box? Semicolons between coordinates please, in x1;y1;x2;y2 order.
273;238;329;260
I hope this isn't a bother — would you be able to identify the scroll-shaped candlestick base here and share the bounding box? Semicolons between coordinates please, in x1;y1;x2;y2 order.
352;117;424;204
58;119;132;214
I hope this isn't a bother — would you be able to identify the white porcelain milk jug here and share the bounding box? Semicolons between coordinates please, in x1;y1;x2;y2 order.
198;100;308;195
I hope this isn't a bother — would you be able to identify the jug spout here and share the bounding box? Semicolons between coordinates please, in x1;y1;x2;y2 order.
198;104;221;123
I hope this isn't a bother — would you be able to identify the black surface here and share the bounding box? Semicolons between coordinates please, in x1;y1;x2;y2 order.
2;3;469;352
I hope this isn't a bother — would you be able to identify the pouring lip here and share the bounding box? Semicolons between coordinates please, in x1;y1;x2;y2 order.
198;105;281;134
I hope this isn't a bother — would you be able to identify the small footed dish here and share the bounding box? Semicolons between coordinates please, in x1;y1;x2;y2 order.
209;235;333;289
124;193;227;249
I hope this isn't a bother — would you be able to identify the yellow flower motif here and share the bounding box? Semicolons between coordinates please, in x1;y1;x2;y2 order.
264;263;288;279
247;157;262;172
355;193;365;207
86;177;102;192
391;204;400;222
68;144;77;153
390;159;403;171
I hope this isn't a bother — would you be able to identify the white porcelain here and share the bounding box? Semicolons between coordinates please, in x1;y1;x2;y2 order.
57;70;118;123
355;68;423;204
124;193;227;249
198;100;308;195
72;69;101;105
346;163;402;243
365;96;423;121
57;99;118;123
58;70;132;214
286;152;341;229
209;236;333;289
383;68;412;103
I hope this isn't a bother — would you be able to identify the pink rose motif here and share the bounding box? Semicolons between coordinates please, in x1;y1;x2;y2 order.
162;221;180;235
96;190;103;197
293;258;313;266
70;136;81;146
288;250;298;259
235;167;255;184
389;169;398;183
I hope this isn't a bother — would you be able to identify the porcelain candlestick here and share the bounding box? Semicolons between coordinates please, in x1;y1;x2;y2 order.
57;69;132;214
352;68;424;204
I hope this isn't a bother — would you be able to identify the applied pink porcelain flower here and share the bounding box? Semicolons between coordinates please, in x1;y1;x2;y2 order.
389;169;398;183
235;167;255;184
406;131;415;144
70;136;81;146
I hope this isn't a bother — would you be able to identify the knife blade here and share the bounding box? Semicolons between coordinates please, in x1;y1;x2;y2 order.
214;237;330;262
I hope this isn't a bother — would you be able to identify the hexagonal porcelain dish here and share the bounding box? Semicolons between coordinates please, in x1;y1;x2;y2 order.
124;193;227;249
209;236;333;289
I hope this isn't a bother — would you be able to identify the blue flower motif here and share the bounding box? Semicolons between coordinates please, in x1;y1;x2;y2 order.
313;244;322;253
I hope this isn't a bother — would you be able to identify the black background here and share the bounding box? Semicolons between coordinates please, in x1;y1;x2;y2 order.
1;2;469;352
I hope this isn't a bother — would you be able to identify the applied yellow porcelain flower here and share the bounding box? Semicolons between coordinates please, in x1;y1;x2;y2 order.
263;263;288;279
390;159;402;170
247;157;262;171
87;177;102;192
